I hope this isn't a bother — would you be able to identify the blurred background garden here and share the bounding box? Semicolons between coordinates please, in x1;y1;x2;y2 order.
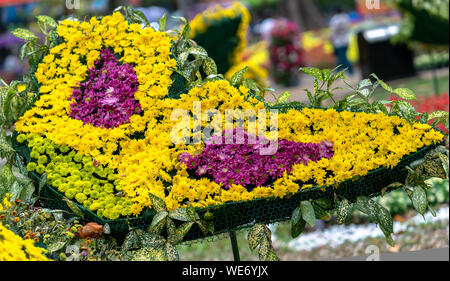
1;0;448;260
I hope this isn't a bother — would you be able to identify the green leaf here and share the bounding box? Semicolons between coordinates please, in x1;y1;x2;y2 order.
158;13;167;31
9;181;23;201
248;224;265;251
185;46;208;58
131;247;167;261
140;232;166;249
1;163;15;187
393;88;416;100
358;78;372;89
291;219;306;238
313;204;330;220
410;186;428;216
149;193;166;212
19;182;35;202
181;22;191;39
437;153;449;178
62;197;84;218
19;42;30;61
166;218;176;237
195;219;209;235
371;74;392;92
372;101;389;115
168;221;194;245
11;28;38;41
299;67;325;81
36;15;57;29
337;198;351;225
265;250;280;261
38;173;46;196
384;233;395;247
113;6;124;12
300;200;316;227
291;206;302;226
242;79;260;94
314;198;332;209
428;110;449;121
276;91;290;105
46;241;66;253
168;208;191;222
428;205;437;217
376;204;393;235
103;223;111;235
258;237;271;261
121;229;144;253
202;57;217;76
231;66;248;86
305;89;314;105
348;97;368;107
132;10;150;26
164;243;179;261
392;100;419;123
418;112;429;124
149;211;168;230
185;204;197;221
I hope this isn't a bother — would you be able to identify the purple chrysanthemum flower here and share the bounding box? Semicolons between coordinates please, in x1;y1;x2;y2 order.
179;128;334;190
69;49;141;129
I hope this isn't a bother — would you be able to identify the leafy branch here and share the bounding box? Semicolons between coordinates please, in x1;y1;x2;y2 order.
121;193;213;261
247;223;279;261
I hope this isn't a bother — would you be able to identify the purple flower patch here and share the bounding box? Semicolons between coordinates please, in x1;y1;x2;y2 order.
69;49;141;128
180;128;334;190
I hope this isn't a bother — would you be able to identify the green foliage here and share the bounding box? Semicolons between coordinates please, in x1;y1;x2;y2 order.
165;16;224;98
0;81;36;139
298;66;345;108
135;193;213;261
298;66;449;131
0;163;34;203
247;223;279;261
113;6;150;27
336;198;351;225
395;0;449;45
231;66;248;86
299;200;316;227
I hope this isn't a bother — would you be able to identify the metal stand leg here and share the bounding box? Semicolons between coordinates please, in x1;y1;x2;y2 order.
229;230;240;261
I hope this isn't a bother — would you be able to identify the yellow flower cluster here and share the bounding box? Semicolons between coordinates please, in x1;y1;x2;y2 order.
0;222;50;261
190;2;251;68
